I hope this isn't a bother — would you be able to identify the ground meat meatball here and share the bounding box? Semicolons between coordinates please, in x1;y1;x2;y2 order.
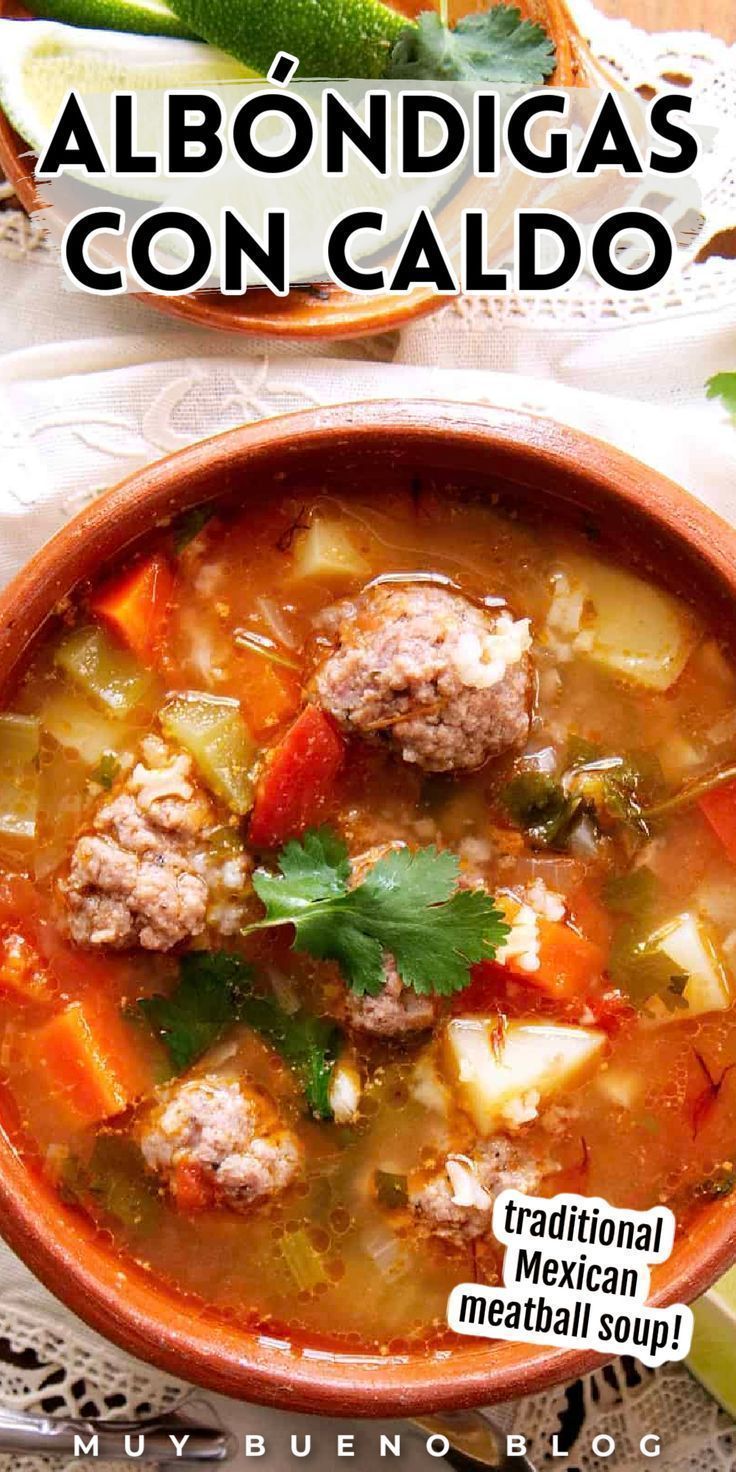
345;965;438;1039
139;1074;302;1211
342;844;440;1040
408;1138;543;1243
62;737;250;951
313;584;532;773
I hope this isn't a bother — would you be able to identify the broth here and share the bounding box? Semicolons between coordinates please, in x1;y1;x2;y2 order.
1;479;735;1354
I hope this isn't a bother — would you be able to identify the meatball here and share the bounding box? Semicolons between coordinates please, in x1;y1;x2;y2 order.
313;584;532;773
139;1073;302;1211
342;844;440;1040
345;965;438;1039
408;1138;543;1243
62;737;250;951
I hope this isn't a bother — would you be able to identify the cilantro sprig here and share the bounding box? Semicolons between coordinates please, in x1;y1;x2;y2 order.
246;828;509;998
388;4;556;85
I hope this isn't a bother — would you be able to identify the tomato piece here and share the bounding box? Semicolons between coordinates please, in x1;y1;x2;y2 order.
0;929;54;1004
171;1160;215;1213
699;779;736;862
249;706;345;849
91;555;175;665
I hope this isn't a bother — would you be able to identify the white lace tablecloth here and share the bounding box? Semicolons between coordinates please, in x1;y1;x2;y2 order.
1;1;736;1468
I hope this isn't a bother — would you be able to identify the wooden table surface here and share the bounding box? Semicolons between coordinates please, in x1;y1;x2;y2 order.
599;0;734;42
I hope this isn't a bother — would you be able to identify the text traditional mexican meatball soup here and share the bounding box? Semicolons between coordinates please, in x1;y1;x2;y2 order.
2;474;736;1355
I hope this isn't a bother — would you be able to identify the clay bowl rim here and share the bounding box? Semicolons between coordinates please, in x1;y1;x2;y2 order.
1;399;736;1415
0;0;584;340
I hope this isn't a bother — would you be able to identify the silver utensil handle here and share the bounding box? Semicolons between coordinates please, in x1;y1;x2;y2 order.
0;1407;236;1462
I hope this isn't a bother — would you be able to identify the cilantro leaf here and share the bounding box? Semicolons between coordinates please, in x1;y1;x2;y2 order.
236;995;340;1119
136;951;253;1073
706;372;736;422
388;4;556;84
134;949;340;1118
173;505;214;554
249;832;510;998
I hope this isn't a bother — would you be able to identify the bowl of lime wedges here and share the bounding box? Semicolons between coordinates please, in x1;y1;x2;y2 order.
0;0;595;338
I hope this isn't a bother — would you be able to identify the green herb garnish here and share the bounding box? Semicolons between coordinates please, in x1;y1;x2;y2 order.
706;372;736;423
92;751;120;790
136;951;254;1073
693;1164;736;1200
388;4;556;84
375;1169;409;1209
134;949;340;1119
246;828;509;999
173;506;214;554
501;771;580;849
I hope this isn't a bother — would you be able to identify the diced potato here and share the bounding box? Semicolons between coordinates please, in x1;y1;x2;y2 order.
657;732;702;784
291;518;369;583
566;557;699;692
443;1017;607;1135
645;913;733;1019
40;690;127;767
161;692;254;815
54;626;156;718
0;714;40;844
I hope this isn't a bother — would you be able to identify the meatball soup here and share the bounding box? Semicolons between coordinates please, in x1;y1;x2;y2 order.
2;479;736;1353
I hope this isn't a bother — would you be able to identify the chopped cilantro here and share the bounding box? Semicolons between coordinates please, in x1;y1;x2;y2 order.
501;770;580;848
136;951;254;1073
388;4;556;84
134;949;340;1119
706;372;736;422
247;828;509;998
173;506;214;554
92;751;120;790
693;1164;736;1200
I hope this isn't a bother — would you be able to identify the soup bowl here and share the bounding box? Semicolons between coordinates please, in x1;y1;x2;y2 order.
0;399;735;1414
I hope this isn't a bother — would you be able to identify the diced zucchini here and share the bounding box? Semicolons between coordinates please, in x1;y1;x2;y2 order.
40;689;128;767
279;1228;328;1292
34;743;92;880
0;713;40;843
567;557;699;692
291;518;369;583
54;626;156;718
645;913;733;1019
443;1017;607;1135
160;692;254;815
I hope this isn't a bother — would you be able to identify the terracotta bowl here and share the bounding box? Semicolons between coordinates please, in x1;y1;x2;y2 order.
0;400;735;1415
0;0;596;339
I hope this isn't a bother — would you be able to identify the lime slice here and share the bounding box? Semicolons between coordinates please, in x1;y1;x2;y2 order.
23;0;194;40
0;18;255;159
687;1265;736;1416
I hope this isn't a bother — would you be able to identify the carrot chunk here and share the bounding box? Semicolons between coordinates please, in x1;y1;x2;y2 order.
91;555;175;664
699;779;736;861
0;929;54;1004
29;996;152;1126
237;646;301;738
249;706;345;849
530;919;606;999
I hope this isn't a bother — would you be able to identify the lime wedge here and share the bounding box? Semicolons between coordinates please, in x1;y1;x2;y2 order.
0;18;255;160
23;0;194;40
688;1265;736;1417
